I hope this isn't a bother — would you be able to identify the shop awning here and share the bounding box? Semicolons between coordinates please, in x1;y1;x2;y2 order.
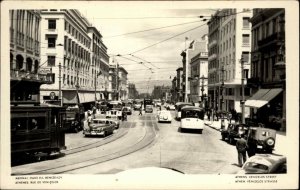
245;88;283;108
63;91;78;104
78;93;95;103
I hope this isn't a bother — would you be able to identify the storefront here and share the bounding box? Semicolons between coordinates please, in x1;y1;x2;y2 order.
245;88;284;130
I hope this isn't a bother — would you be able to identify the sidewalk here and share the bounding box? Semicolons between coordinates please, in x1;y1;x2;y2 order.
204;118;287;156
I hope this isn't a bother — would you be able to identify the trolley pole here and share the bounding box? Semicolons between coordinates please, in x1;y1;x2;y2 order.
241;56;245;124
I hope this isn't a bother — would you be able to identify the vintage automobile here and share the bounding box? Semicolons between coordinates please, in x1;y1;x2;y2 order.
83;118;115;137
108;118;120;129
145;105;154;113
157;110;172;123
133;104;142;111
122;106;132;115
246;127;276;153
179;106;205;134
237;154;286;174
221;123;250;144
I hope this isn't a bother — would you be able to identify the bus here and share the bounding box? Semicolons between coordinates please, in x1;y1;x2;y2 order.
144;98;153;109
175;102;193;120
179;106;205;134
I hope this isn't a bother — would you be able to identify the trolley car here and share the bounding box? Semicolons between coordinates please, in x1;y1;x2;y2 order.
11;105;67;163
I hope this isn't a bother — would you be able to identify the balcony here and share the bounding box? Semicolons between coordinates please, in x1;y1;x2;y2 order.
10;70;54;84
258;32;285;48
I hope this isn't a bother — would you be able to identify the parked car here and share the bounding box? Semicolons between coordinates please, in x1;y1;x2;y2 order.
133;104;142;111
122;106;132;115
145;105;153;113
246;127;276;153
157;110;172;123
237;154;286;174
221;123;250;144
83;118;115;137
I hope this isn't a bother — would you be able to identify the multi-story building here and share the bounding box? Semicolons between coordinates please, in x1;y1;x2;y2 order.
118;66;128;101
181;39;208;102
189;35;208;106
87;26;110;100
246;9;285;131
39;9;110;110
10;10;54;105
207;9;252;115
176;67;183;102
109;62;128;101
170;76;177;103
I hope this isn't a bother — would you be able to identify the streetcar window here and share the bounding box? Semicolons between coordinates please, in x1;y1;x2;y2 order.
11;118;27;131
28;117;46;130
11;117;46;131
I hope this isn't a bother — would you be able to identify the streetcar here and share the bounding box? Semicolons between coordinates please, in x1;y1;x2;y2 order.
11;104;67;164
179;106;205;134
175;102;193;120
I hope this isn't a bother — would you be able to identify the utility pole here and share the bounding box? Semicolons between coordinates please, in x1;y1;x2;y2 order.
241;55;245;124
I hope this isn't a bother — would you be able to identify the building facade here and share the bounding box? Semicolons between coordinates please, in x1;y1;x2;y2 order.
181;39;209;103
118;66;128;101
128;83;139;99
207;9;252;115
38;9;110;109
189;35;208;106
10;10;54;105
246;8;285;131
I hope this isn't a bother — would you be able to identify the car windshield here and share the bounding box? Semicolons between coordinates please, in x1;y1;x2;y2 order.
181;110;204;119
93;120;107;124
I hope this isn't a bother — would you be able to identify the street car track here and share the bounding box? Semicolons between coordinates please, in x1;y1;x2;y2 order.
13;115;158;175
62;121;132;155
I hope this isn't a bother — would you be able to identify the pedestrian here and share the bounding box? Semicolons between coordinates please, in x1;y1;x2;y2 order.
138;106;143;116
207;110;211;121
236;134;248;167
87;113;93;130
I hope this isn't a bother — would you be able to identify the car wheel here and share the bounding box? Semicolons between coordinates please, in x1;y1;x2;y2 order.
104;131;107;137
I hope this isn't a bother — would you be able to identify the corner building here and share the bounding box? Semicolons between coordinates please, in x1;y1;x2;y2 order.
207;9;252;115
39;9;110;110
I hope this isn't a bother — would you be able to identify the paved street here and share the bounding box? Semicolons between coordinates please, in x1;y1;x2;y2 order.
12;107;241;175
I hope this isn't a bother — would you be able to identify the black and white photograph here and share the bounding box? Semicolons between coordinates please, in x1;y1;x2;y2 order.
0;1;299;189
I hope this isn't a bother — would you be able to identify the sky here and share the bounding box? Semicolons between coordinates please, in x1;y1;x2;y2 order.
79;4;216;93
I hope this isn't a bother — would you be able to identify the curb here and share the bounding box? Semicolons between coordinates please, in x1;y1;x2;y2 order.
204;122;221;132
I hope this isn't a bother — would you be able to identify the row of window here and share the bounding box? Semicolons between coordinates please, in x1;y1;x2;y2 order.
252;14;285;49
63;20;91;49
10;10;40;48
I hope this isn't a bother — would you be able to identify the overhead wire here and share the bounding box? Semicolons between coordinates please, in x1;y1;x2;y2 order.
104;20;205;38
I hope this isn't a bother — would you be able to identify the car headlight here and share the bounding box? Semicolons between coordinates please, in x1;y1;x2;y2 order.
266;138;275;146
